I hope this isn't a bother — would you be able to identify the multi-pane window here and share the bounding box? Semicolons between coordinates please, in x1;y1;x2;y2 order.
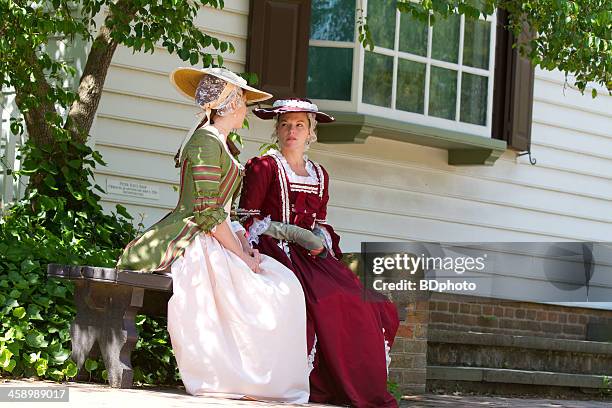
307;0;356;101
307;0;497;137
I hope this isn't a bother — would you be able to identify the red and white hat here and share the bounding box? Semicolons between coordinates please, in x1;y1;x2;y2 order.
253;98;335;123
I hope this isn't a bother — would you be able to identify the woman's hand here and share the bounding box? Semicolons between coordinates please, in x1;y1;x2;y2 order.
233;229;263;264
211;221;261;272
240;251;261;273
309;247;325;257
235;230;251;253
249;248;262;265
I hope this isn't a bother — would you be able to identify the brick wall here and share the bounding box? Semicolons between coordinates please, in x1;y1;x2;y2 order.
389;300;429;394
428;292;612;340
390;292;612;395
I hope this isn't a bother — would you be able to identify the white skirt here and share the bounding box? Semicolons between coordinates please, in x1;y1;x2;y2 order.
167;232;309;403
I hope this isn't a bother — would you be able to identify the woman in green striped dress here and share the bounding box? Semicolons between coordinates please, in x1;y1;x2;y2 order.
116;67;310;403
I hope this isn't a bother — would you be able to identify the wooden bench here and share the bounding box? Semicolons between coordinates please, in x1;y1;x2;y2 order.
47;264;172;388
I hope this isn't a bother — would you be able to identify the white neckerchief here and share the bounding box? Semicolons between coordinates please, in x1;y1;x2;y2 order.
177;112;206;165
266;149;317;184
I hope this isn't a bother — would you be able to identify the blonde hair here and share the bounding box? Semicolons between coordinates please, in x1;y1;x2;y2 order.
271;112;317;150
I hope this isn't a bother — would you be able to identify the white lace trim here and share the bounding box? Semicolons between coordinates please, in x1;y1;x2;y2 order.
290;186;319;194
237;208;260;215
266;149;318;185
247;215;271;246
383;328;391;376
307;334;318;376
267;152;290;223
277;240;291;259
314;224;334;257
313;162;325;198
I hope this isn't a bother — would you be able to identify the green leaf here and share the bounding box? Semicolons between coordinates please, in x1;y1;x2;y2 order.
48;369;64;380
51;285;67;299
67;159;82;169
91;150;107;166
25;351;40;364
116;204;133;220
203;53;213;66
35;358;48;376
25;331;48;348
0;348;14;368
44;175;59;191
178;47;189;61
21;259;38;273
33;296;51;308
50;349;70;365
27;304;43;320
6;341;22;355
64;361;78;378
0;328;15;341
12;307;26;319
4;359;16;373
84;358;98;373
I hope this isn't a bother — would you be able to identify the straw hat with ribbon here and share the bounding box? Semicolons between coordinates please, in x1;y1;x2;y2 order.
170;67;272;166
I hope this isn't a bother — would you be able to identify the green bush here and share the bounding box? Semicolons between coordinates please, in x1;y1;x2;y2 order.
0;138;179;385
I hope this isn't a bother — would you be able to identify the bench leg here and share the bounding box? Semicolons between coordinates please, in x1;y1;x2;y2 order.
70;322;99;382
71;280;144;388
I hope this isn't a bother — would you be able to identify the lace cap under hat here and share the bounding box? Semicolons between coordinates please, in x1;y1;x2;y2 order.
169;67;272;167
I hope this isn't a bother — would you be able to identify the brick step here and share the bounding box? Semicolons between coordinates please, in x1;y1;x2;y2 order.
428;329;612;375
427;365;610;390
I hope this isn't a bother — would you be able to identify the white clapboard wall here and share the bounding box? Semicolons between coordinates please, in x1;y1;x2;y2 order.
94;0;249;226
93;1;612;306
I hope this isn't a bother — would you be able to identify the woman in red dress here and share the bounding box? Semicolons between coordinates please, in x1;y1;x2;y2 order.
237;98;400;407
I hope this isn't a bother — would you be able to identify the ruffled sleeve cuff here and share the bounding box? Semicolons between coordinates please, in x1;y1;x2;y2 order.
313;223;334;254
247;215;271;246
314;222;342;258
194;207;227;233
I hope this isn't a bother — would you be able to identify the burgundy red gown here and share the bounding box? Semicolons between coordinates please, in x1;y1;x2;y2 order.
237;150;399;408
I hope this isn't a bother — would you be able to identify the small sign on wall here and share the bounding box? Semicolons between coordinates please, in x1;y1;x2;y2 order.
106;177;160;200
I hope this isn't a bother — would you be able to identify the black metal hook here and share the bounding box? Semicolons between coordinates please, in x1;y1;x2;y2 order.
517;150;537;165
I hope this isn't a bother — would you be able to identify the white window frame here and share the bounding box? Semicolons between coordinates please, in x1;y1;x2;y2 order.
308;0;497;138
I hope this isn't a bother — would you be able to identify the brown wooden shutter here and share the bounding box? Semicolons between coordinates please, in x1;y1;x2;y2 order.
491;9;535;152
247;0;311;101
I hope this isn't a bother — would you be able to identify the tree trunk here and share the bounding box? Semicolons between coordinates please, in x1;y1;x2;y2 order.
66;0;137;142
14;52;56;147
65;24;119;143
